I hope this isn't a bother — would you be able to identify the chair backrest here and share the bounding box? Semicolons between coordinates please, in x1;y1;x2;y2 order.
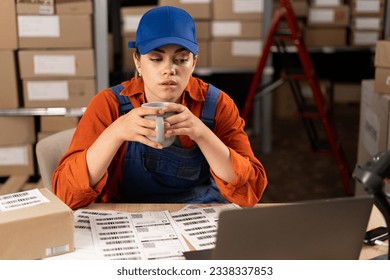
36;128;76;190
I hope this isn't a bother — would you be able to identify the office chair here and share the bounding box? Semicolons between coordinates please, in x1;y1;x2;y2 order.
36;128;76;190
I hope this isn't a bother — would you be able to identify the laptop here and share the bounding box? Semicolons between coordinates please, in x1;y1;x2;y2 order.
184;196;374;260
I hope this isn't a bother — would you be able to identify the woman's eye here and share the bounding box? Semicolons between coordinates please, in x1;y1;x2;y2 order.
174;59;189;64
150;58;162;62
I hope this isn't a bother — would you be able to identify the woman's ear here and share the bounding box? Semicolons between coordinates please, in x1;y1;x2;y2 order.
133;52;140;70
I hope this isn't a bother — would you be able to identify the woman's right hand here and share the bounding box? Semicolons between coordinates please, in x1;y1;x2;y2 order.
112;106;165;149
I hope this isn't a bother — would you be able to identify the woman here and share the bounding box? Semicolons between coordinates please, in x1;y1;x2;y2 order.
52;6;267;209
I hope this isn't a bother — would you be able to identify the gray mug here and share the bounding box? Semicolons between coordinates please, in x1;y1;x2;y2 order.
141;102;176;147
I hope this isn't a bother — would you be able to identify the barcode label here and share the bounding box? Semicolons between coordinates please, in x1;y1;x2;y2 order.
0;189;49;212
45;244;70;256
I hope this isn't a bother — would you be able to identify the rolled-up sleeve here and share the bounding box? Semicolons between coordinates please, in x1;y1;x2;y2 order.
211;92;268;207
52;89;122;209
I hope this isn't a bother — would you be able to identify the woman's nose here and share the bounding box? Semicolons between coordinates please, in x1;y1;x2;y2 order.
162;60;176;76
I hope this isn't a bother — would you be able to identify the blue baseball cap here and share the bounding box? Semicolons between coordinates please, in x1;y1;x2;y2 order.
128;6;198;55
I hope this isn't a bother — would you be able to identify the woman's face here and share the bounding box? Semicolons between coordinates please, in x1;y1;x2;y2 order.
134;44;197;103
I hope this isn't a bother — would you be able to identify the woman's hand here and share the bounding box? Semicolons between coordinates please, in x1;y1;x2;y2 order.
112;106;167;149
161;103;207;142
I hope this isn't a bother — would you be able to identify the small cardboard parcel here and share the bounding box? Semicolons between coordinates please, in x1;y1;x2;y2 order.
0;188;74;259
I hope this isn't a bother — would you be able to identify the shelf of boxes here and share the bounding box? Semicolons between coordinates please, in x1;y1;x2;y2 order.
0;0;109;183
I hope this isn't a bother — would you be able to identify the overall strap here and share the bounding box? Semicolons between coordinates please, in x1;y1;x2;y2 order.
201;84;221;129
110;84;134;114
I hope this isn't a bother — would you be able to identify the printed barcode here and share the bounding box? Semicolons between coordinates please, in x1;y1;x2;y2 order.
130;213;143;219
96;216;127;221
3;199;41;209
75;219;90;224
183;219;208;226
1;196;38;205
103;251;141;258
102;246;139;252
171;211;202;218
100;235;134;241
174;215;205;222
79;210;112;216
75;225;91;230
188;229;217;236
0;191;29;200
197;234;216;240
203;208;216;214
105;240;135;245
96;220;129;226
199;241;215;247
98;230;130;236
101;225;130;230
184;225;216;232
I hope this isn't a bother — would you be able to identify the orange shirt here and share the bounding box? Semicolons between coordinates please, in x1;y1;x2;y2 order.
52;77;268;209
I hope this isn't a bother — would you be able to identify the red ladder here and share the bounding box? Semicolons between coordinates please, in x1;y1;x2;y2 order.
242;0;354;195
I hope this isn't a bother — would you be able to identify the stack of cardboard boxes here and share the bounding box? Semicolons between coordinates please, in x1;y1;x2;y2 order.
209;0;263;68
356;40;390;194
0;0;35;176
0;0;96;178
17;0;96;109
305;0;350;48
350;0;385;46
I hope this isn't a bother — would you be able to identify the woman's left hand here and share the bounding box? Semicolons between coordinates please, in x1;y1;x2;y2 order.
160;103;208;142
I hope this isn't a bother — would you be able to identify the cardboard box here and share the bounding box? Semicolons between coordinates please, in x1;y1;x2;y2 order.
18;49;96;78
374;40;390;68
351;0;385;16
16;0;55;15
374;67;390;94
213;0;263;20
210;40;262;68
333;83;361;104
56;0;93;15
0;0;18;50
0;188;74;259
159;0;211;20
121;6;156;36
308;5;350;27
273;0;308;17
211;20;262;39
0;51;20;109
22;78;96;108
196;21;211;40
358;80;390;162
0;117;36;146
40;116;80;132
196;41;209;68
0;144;35;176
311;0;343;6
304;27;347;47
350;29;381;46
352;16;383;30
287;0;309;17
18;14;93;49
356;80;390;195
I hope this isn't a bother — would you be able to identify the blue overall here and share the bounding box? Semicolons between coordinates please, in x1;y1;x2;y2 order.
111;84;228;203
